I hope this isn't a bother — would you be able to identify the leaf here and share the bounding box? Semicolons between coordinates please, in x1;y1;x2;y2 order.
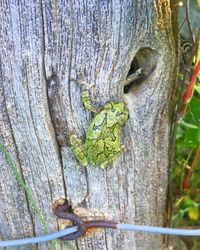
184;128;200;147
188;206;199;220
176;196;186;207
181;121;199;129
184;97;200;128
195;84;200;95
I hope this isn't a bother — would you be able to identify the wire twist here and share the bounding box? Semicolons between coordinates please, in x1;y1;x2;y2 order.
54;201;118;241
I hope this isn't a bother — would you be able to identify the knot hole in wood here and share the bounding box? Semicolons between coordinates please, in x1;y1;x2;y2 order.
124;48;159;94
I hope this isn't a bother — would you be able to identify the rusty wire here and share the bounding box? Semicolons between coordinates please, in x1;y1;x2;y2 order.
54;201;118;240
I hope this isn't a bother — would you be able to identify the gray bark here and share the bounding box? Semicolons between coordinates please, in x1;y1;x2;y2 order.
0;0;178;250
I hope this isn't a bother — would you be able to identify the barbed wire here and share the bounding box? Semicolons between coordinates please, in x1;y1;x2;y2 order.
1;202;200;248
0;227;77;247
1;223;200;247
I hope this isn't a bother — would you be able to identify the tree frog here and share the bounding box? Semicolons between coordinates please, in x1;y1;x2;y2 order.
70;90;129;168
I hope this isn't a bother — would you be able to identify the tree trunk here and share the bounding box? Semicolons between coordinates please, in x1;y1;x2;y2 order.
0;1;178;249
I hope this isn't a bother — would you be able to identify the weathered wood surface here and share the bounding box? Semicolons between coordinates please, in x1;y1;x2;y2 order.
0;0;178;249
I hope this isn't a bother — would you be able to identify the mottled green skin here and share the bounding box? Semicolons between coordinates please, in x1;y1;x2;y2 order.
70;97;129;168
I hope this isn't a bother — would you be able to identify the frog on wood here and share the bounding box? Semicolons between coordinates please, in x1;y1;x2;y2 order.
70;90;129;169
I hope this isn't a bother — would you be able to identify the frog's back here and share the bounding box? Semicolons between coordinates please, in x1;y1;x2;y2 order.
86;123;122;165
85;109;108;142
84;102;128;166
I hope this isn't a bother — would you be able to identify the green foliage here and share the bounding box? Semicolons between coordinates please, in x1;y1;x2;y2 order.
172;92;200;228
174;1;200;230
178;97;200;147
195;83;200;95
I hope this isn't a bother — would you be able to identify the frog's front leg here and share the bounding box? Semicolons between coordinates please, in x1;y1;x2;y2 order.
100;145;125;169
82;90;97;113
70;78;96;113
70;134;88;167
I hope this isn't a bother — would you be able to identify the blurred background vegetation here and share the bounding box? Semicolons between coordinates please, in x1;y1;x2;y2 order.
171;0;200;249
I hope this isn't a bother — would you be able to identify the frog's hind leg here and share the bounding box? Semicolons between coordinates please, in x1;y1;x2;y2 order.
70;134;88;167
100;145;125;169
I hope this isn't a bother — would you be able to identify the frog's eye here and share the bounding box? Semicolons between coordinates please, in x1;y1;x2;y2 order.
103;102;112;110
116;112;129;125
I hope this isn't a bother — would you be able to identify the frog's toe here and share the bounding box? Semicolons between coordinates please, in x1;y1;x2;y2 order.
81;160;88;167
100;160;111;169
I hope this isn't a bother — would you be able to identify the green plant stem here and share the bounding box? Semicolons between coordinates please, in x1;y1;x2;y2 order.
0;142;57;250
